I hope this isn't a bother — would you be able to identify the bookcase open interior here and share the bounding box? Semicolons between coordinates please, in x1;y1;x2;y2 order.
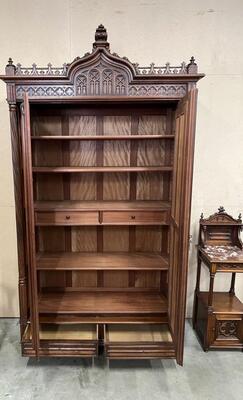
1;25;204;364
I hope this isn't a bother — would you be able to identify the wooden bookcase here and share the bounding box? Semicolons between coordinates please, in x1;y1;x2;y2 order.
0;25;204;365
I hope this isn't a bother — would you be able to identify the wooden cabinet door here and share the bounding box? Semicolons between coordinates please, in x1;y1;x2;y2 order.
168;88;198;365
20;93;39;356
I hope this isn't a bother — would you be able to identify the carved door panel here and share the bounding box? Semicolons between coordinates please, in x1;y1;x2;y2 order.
20;93;39;355
168;88;198;365
214;316;242;344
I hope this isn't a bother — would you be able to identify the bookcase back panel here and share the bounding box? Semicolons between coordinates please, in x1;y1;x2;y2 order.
38;227;66;252
72;271;97;287
70;173;97;200
136;172;167;200
70;141;97;166
137;140;166;167
103;173;130;200
71;227;98;251
35;174;64;201
31;114;63;136
103;115;131;135
103;141;131;166
39;270;162;290
138;115;166;135
103;227;129;251
69;115;97;136
135;227;162;252
37;227;167;254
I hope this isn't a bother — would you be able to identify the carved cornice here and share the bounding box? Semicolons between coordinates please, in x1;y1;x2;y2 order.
1;24;204;100
200;207;243;226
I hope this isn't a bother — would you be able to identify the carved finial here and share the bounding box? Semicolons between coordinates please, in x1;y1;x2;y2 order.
200;213;204;220
237;213;242;223
7;57;13;66
93;24;109;49
6;57;15;75
187;56;198;74
218;206;225;214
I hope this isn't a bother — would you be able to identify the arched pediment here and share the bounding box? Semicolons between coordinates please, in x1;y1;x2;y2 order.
200;207;242;225
67;50;134;95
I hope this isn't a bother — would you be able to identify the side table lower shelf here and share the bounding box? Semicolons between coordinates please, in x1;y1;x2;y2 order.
194;292;243;350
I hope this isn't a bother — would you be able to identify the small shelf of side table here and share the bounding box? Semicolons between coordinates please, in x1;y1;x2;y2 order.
193;207;243;351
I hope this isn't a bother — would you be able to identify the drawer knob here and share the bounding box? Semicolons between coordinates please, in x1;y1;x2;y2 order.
66;215;71;220
131;215;136;220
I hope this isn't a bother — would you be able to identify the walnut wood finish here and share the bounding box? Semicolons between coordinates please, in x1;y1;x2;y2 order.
31;135;175;140
193;208;243;351
104;324;174;359
36;252;169;270
1;25;204;363
39;292;167;314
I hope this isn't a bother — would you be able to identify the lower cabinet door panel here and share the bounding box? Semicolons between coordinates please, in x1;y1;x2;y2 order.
104;324;175;359
22;323;98;357
211;315;243;349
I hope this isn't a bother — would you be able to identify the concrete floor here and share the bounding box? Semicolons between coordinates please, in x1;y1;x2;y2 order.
0;319;242;400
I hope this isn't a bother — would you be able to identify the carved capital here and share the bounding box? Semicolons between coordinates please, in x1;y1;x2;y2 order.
9;103;17;112
19;277;27;285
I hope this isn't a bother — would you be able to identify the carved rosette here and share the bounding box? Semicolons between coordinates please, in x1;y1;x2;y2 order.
217;320;238;338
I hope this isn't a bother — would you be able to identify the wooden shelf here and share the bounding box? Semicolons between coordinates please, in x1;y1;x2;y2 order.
31;135;175;140
38;292;167;315
32;166;173;173
198;292;243;314
36;252;169;271
39;315;168;324
34;200;171;212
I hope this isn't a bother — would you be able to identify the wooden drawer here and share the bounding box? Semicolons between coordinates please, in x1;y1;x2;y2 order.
102;211;168;225
104;324;174;359
22;323;98;357
35;211;99;226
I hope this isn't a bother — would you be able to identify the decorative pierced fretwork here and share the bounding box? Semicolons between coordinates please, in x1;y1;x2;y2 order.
73;66;127;96
15;63;68;76
102;69;113;94
115;74;126;95
76;74;87;95
13;60;198;77
8;24;203;100
129;84;187;97
135;61;189;75
16;85;74;98
89;69;100;95
217;321;238;338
